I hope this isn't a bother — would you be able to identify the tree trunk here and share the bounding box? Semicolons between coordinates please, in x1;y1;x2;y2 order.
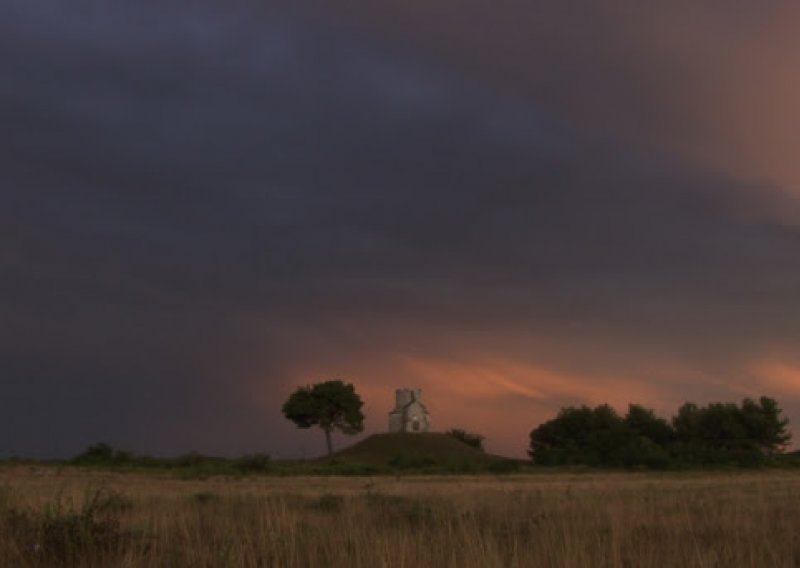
324;427;333;458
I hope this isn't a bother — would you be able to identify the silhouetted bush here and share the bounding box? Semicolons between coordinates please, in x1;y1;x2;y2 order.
445;429;485;451
529;397;791;469
235;453;272;473
71;443;115;465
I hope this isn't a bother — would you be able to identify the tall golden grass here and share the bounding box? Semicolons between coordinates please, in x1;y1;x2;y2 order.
1;466;799;567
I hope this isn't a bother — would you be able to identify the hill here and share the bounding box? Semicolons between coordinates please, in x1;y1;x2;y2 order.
331;432;515;470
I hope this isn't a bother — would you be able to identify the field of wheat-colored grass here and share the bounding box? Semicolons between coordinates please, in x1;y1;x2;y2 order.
1;466;799;567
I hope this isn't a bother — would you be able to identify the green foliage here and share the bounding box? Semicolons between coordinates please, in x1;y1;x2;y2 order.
446;428;485;451
69;444;272;476
234;453;272;473
529;397;792;469
739;397;791;454
70;443;143;468
282;380;365;456
625;404;674;446
529;404;637;467
71;443;129;466
671;396;791;465
176;451;212;468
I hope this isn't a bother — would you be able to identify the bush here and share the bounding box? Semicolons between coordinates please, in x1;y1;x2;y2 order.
175;452;213;468
446;429;485;451
71;444;137;468
235;453;272;474
71;443;115;466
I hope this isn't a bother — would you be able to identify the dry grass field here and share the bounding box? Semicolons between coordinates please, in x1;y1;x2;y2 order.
1;466;799;567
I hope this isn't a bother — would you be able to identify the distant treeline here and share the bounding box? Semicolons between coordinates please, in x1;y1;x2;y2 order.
65;441;519;476
17;395;793;475
529;396;792;468
70;443;272;476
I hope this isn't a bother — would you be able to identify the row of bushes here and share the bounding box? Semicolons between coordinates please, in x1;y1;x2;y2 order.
66;443;521;476
70;443;272;475
529;397;791;468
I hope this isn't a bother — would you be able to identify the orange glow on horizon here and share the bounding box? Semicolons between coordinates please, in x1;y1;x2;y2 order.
245;334;800;457
256;352;686;457
752;361;800;398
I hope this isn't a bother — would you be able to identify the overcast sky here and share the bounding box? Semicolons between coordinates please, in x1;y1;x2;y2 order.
3;0;800;458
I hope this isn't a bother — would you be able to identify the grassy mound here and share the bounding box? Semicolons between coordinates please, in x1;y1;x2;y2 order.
332;433;514;471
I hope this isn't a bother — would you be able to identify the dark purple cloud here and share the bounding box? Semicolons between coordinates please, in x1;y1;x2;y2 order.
2;0;800;458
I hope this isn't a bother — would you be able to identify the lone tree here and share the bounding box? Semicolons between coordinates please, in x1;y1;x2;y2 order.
282;380;365;457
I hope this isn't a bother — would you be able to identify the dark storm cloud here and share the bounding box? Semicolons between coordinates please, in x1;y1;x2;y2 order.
2;0;800;457
326;0;800;171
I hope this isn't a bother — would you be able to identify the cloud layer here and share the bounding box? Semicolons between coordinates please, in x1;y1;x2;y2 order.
2;0;800;457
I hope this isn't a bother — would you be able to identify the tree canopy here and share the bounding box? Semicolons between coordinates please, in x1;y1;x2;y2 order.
282;380;365;457
529;397;791;468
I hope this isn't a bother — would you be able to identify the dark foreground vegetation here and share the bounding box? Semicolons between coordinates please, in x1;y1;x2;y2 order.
530;396;792;468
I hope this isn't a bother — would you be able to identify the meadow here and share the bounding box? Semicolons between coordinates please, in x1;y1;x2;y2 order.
1;466;800;567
